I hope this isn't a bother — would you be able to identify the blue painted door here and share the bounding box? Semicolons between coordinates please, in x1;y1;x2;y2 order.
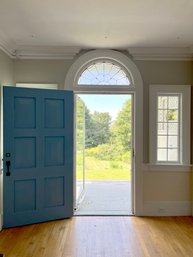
3;87;74;228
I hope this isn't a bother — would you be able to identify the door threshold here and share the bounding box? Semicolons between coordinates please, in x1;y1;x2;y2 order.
74;210;133;216
74;214;134;217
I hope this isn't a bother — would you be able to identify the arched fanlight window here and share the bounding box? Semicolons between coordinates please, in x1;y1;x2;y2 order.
78;61;131;86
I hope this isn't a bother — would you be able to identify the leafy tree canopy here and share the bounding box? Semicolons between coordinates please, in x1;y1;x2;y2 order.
76;97;132;155
111;99;132;152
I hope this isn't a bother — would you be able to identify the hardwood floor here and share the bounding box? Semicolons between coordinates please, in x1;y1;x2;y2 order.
1;216;193;257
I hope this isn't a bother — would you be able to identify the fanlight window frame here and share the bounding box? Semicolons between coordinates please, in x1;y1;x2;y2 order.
65;50;140;94
77;59;133;88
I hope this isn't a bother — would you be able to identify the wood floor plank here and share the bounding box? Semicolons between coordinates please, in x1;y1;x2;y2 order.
1;217;193;257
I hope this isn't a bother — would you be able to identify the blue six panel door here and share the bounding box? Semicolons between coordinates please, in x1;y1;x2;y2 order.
3;87;74;228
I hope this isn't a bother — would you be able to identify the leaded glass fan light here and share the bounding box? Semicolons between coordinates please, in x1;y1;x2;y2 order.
78;61;130;86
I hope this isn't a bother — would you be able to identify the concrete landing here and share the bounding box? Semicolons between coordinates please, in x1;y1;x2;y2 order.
75;180;132;215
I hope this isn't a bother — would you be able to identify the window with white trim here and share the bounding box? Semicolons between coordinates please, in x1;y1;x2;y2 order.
157;94;180;162
149;85;190;165
78;61;131;86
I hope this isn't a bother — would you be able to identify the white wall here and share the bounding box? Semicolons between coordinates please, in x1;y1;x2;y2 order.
13;59;73;89
143;167;192;215
0;50;14;85
135;60;192;215
135;60;192;163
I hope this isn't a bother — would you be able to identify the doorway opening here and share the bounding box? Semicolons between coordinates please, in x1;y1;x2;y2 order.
75;94;133;215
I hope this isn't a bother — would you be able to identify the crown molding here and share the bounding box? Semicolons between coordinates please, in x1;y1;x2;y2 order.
0;34;193;61
14;46;81;60
0;34;80;60
12;46;193;60
0;33;16;58
128;47;193;61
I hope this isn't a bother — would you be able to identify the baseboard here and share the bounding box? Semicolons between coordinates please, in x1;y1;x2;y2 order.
192;203;193;216
143;201;192;216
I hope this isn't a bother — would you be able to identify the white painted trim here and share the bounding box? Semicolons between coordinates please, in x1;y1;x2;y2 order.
65;49;144;216
16;83;58;90
128;47;193;61
0;37;80;59
0;86;3;230
0;32;16;58
143;163;192;172
143;201;192;216
192;202;193;217
65;50;139;92
0;39;193;61
149;84;191;166
192;173;193;216
0;38;193;61
14;46;81;60
77;59;134;87
0;43;16;58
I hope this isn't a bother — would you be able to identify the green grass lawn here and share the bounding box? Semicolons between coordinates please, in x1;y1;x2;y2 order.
76;154;131;180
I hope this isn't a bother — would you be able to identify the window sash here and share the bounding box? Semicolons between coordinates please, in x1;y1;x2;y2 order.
156;94;181;163
149;85;190;166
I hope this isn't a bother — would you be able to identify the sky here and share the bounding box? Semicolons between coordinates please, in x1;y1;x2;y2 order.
78;94;131;120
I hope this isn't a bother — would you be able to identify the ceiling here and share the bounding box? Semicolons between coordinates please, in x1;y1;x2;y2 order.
0;0;193;59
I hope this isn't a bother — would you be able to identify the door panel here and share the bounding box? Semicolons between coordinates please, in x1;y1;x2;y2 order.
3;87;74;228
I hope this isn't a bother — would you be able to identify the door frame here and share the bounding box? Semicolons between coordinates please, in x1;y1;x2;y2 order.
73;92;135;214
66;50;143;215
74;94;86;211
0;85;3;230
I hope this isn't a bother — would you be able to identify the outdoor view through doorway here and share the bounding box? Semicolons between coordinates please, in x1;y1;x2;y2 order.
75;94;133;215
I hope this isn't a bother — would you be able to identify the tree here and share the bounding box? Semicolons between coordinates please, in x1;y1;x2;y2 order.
90;111;112;147
76;96;95;149
76;97;86;151
110;99;132;152
167;109;177;121
84;108;96;148
76;97;112;149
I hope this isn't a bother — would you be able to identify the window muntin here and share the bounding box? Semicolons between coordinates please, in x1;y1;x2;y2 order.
157;95;180;163
149;84;191;166
78;61;130;86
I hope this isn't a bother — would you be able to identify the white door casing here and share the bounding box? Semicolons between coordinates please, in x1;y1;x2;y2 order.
64;49;144;215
